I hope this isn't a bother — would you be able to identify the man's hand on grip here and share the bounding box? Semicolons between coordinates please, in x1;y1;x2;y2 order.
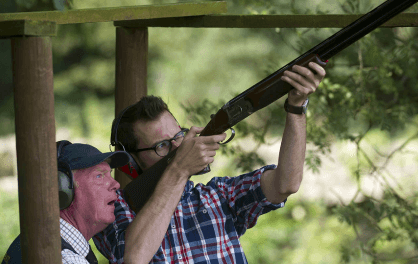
170;126;226;178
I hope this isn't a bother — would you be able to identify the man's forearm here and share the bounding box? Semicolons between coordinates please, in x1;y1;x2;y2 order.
275;113;306;194
124;165;188;264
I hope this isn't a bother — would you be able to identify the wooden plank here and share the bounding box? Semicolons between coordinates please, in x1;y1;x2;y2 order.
0;20;56;38
0;2;227;25
12;36;60;264
114;27;148;189
114;13;418;28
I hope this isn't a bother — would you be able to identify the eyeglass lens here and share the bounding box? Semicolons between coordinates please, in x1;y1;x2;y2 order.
155;130;186;157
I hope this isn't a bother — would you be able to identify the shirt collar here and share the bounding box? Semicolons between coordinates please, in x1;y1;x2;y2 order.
184;180;194;193
60;218;90;257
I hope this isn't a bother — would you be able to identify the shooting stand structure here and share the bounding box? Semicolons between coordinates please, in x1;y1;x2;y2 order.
0;1;417;263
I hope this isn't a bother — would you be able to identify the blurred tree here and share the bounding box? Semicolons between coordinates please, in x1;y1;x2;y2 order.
0;0;72;136
0;1;16;136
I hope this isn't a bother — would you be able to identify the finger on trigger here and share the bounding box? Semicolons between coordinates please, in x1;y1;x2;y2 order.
216;133;227;143
222;133;227;141
201;134;222;144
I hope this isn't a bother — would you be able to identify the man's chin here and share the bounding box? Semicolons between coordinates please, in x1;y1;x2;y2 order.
105;214;116;225
98;213;116;227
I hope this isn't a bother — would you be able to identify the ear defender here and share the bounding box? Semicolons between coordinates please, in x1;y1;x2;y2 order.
111;104;143;179
118;152;142;180
56;140;74;210
58;161;74;210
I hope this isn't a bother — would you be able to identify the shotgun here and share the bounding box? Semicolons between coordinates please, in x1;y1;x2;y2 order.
123;0;418;213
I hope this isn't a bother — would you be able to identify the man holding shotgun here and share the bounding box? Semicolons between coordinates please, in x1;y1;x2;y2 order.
93;62;326;263
92;0;418;259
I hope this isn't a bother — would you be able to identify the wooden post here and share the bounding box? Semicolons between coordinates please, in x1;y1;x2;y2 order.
12;36;60;264
115;27;148;189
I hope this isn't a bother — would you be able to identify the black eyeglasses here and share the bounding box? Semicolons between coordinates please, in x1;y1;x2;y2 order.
130;128;189;157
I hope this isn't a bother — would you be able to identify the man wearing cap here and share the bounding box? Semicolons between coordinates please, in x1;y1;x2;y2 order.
2;142;130;264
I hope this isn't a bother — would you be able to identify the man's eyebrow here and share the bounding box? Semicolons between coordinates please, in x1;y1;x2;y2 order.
94;167;112;174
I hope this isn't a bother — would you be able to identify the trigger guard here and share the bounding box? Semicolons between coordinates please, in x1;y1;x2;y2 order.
315;54;328;67
219;127;235;145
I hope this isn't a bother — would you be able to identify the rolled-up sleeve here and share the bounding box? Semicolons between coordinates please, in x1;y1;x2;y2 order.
207;164;286;236
93;189;136;264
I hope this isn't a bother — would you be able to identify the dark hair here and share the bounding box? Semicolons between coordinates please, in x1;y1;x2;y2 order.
117;95;176;151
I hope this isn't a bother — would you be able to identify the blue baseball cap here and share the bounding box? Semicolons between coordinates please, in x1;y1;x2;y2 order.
58;143;130;170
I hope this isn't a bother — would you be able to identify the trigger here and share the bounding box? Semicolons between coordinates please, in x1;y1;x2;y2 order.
219;127;235;145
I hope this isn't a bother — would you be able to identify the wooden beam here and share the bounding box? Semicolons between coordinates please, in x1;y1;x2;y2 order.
0;2;227;25
0;20;56;38
12;36;60;264
114;13;418;28
114;27;148;189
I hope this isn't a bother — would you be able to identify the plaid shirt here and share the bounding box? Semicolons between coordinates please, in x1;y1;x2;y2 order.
93;164;286;263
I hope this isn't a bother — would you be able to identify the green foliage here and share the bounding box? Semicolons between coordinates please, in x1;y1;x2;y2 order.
241;199;361;263
332;191;418;262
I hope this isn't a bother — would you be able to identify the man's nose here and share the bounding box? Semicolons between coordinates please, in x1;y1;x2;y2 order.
109;177;120;191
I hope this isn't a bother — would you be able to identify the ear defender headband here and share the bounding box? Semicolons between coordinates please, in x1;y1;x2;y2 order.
57;140;74;210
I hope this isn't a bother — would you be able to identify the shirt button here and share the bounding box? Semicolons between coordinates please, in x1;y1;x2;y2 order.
178;255;182;259
171;225;176;229
202;209;207;213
